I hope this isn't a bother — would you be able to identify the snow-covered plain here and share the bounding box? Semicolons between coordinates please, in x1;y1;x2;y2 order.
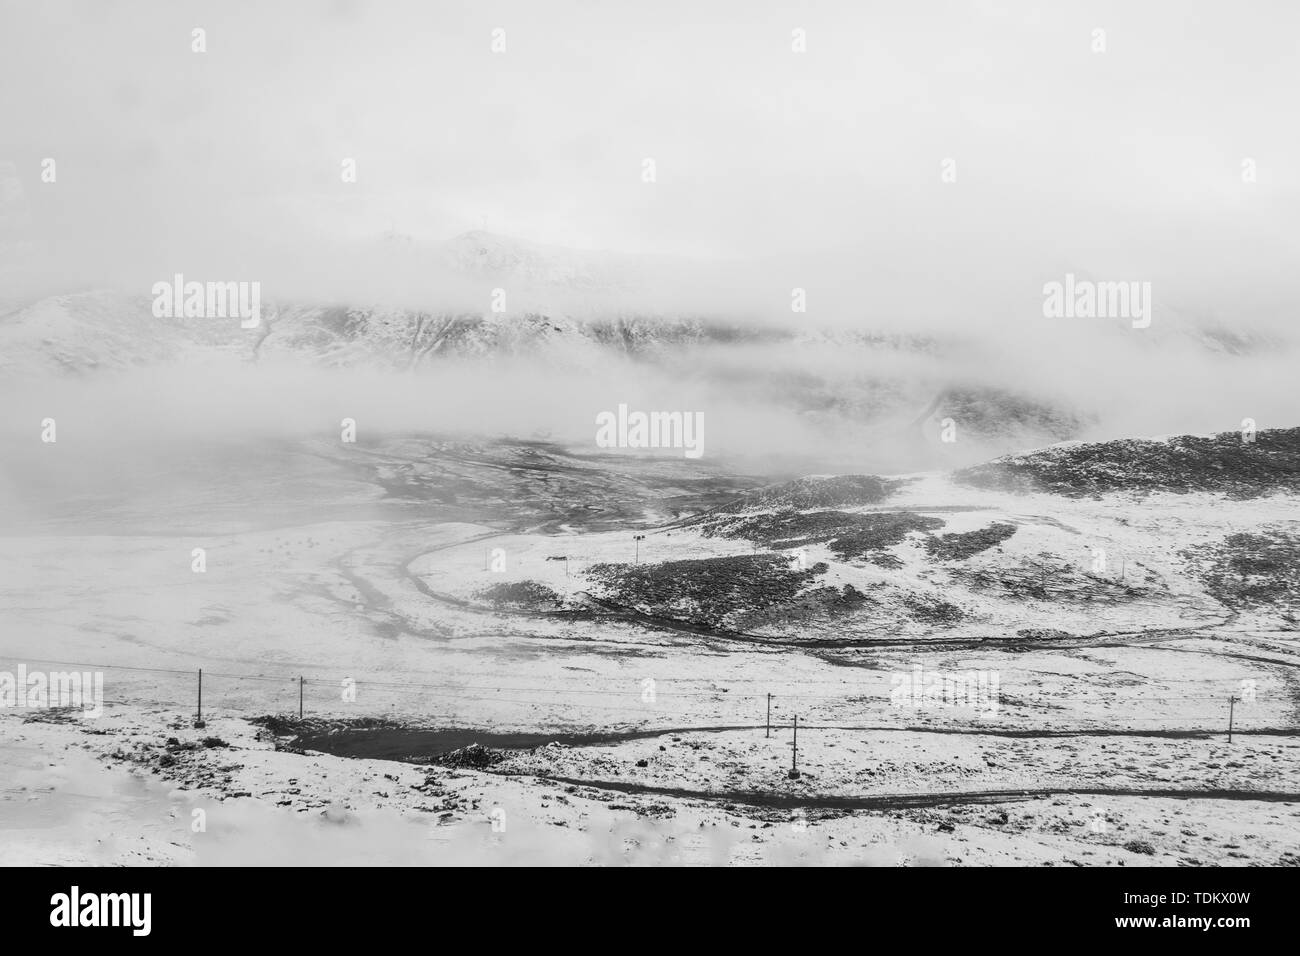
3;434;1298;866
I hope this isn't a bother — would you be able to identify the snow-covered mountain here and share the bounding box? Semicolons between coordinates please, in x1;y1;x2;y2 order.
431;230;636;290
2;230;1283;371
0;231;1291;459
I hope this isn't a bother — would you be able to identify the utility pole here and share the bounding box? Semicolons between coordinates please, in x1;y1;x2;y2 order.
1228;695;1237;744
634;534;645;564
766;693;771;738
196;668;203;727
788;714;800;779
299;676;304;719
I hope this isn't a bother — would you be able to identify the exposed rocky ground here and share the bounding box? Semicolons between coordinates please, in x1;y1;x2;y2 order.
956;428;1300;498
1183;526;1300;621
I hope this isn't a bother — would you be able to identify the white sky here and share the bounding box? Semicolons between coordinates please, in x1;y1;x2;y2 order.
1;0;1297;321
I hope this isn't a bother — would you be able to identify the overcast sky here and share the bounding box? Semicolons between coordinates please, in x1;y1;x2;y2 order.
2;0;1297;321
